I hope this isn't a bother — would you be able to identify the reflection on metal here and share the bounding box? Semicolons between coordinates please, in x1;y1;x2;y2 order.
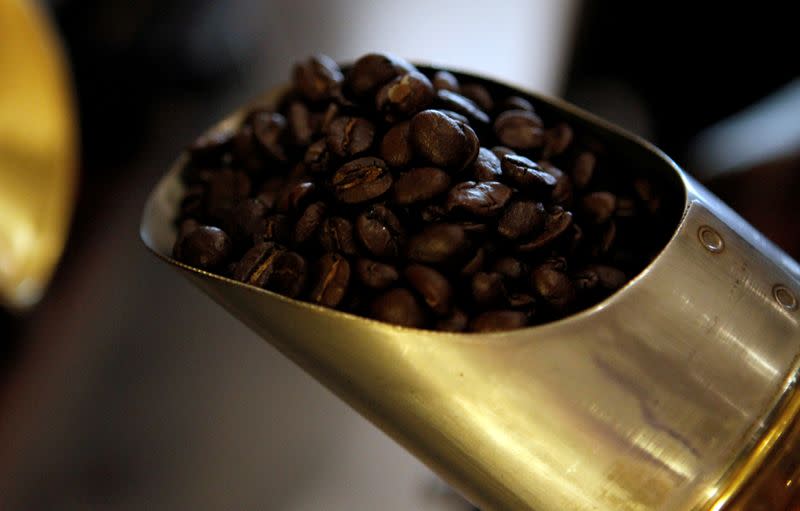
698;225;725;254
141;69;800;510
0;0;77;310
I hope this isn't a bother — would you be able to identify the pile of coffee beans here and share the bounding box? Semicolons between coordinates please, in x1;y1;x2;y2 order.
173;53;672;332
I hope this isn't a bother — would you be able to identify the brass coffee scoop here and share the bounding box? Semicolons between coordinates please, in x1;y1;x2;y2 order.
141;68;800;511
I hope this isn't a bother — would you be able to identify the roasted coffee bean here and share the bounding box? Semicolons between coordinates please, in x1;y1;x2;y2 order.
177;218;200;239
287;101;315;146
410;110;480;170
188;127;235;166
531;261;575;310
370;288;425;328
581;192;617;224
174;225;232;270
256;176;286;210
492;257;526;281
332;157;393;203
517;207;573;252
491;145;515;160
508;293;536;309
598;220;616;254
293;54;343;103
393;167;451;204
326;116;375;158
258;214;293;244
432;70;460;92
268;251;308;298
542;122;573;159
356;204;405;258
471;272;506;306
376;71;435;121
436;89;490;125
251;110;288;161
346;53;414;98
405;264;453;315
276;180;317;213
501;154;556;193
232;124;263;171
577;264;627;292
233;242;283;286
205;169;251;223
319;217;358;255
355;258;399;289
438;110;469;124
572;152;596;189
294;201;327;244
459;83;494;113
498;95;535;113
304;139;331;174
229;198;268;244
470;310;528;332
498;201;545;240
178;185;204;220
420;204;447;223
310;253;351;308
407;224;468;264
446;181;512;217
471;147;503;181
541;162;573;206
380;121;413;168
616;197;637;217
436;308;469;332
460;246;487;276
494;109;544;150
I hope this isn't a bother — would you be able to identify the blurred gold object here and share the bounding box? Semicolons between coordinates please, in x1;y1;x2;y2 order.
141;71;800;510
0;0;77;310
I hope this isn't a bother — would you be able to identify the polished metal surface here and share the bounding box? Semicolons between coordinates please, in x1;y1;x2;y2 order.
141;71;800;511
0;0;77;310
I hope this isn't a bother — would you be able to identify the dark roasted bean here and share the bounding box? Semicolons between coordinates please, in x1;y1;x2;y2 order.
287;101;315;146
251;110;288;161
410;110;480;170
572;152;596;189
394;167;451;204
531;261;575;310
269;251;308;298
258;214;293;244
494;109;544;150
346;53;414;98
491;145;516;160
472;147;503;181
420;204;447;223
501;154;556;193
332;157;393;203
498;201;545;240
256;176;286;211
542;122;573;159
508;293;536;309
517;207;573;252
446;181;512;217
326;116;375;158
492;257;526;281
577;264;627;292
471;272;506;306
436;308;469;332
541;162;573;206
355;258;399;289
498;96;534;112
405;264;453;315
205;169;251;224
356;204;405;258
304;139;331;174
276;180;317;213
319;217;358;255
439;109;469;124
376;71;435;121
233;242;283;286
470;310;528;332
407;224;468;264
293;54;343;102
581;192;617;224
229;198;267;244
294;201;327;244
174;225;232;270
460;83;494;113
460;246;487;276
380;121;413;168
432;70;460;92
370;288;425;328
188;127;235;166
436;89;490;125
310;253;351;308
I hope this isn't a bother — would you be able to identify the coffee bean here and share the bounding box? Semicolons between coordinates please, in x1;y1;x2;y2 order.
174;225;232;270
459;83;494;113
294;201;327;244
380;121;413;168
326;116;376;158
498;201;545;240
436;308;468;332
419;204;447;223
492;257;526;281
531;261;575;310
405;264;453;315
293;54;343;102
287;101;315;146
319;217;358;255
269;251;308;298
355;258;399;289
204;169;251;224
332;157;393;203
370;288;425;328
346;53;414;98
178;185;204;220
542;122;573;159
507;293;536;309
491;146;516;160
446;181;512;217
471;147;503;181
438;110;469;124
251;110;288;161
356;204;405;258
517;207;573;252
233;242;283;286
304;139;331;174
188;127;235;166
436;89;490;125
572;152;596;189
432;70;460;92
541;162;573;205
494;109;544;150
581;192;617;224
256;176;286;210
258;214;293;244
410;110;480;170
276;180;317;213
577;264;627;292
376;71;435;121
498;96;535;113
501;154;556;193
471;272;506;306
310;253;351;308
407;224;468;264
460;246;487;276
470;310;528;332
393;167;451;204
229;198;267;244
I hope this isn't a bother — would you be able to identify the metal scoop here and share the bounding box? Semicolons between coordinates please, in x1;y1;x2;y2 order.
140;69;800;511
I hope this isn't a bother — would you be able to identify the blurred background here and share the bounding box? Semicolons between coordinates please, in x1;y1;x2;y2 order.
0;0;797;509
